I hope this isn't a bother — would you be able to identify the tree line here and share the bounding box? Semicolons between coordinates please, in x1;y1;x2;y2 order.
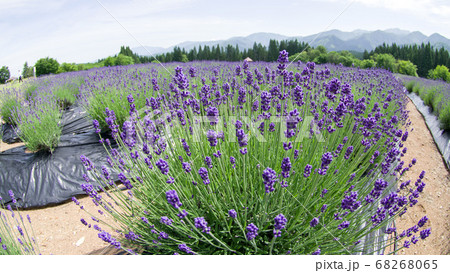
364;42;450;78
4;40;450;84
116;40;309;63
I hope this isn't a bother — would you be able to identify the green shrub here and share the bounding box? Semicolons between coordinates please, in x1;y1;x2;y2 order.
428;65;450;82
396;60;418;77
24;84;38;101
35;57;59;76
53;83;79;109
412;84;422;95
13;95;62;153
439;105;450;131
404;80;416;92
361;59;376;69
422;88;436;109
374;53;396;72
0;95;21;124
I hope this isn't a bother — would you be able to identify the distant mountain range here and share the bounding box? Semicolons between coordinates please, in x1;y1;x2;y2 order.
132;29;450;56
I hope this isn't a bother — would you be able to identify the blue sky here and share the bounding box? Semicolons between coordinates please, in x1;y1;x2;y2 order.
2;0;450;77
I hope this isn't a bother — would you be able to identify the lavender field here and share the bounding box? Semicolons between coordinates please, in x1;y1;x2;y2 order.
398;74;450;131
1;52;432;255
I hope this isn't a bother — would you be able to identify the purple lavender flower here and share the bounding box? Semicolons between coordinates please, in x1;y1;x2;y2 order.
179;244;195;254
206;106;219;125
420;228;431;240
166;190;182;209
92;119;101;134
230;156;236;168
310;217;319;228
155;158;169;175
236;128;248;147
261;91;272;111
161;216;173;225
344;146;353;160
283;141;292;151
262;167;277;193
281;157;292;178
125;231;139;241
418;216;428;227
206;129;218;147
8;190;17;204
246;223;259;240
401;131;409;142
118;172;133;190
98;231;121;249
177;209;188;219
180;139;191;157
304;164;312;178
228;209;237;219
204;156;213;169
403;240;411;248
194;217;210;233
174;66;189;90
159;231;169;240
277;50;289;73
198;167;210;185
321;152;333;169
292;85;304;106
80;155;94;171
419;171;425;179
121;121;136;149
338;221;350;230
166;176;175;184
341;191;361;212
182;162;191;173
311;248;321;255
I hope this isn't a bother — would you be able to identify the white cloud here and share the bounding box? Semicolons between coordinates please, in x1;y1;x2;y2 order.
322;0;450;17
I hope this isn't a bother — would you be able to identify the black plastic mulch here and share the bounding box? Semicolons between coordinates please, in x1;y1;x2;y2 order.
0;105;115;208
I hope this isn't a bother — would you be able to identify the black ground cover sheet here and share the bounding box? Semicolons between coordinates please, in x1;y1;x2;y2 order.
0;105;115;208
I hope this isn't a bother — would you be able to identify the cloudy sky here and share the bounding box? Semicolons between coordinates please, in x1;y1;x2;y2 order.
2;0;450;77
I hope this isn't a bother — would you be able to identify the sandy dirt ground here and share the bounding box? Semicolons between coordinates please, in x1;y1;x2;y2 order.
0;98;448;255
395;99;450;255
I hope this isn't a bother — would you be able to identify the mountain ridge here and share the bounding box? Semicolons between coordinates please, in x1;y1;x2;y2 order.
132;29;450;56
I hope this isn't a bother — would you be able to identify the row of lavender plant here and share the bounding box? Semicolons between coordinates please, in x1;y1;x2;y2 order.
0;71;88;152
75;51;430;255
398;74;450;131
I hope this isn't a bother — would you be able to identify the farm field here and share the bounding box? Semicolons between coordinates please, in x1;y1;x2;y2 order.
0;54;447;255
1;94;448;255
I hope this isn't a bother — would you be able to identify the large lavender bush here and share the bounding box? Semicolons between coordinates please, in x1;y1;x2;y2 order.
77;53;430;254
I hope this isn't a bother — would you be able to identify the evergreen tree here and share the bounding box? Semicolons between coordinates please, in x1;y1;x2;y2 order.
268;39;280;61
22;62;34;78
